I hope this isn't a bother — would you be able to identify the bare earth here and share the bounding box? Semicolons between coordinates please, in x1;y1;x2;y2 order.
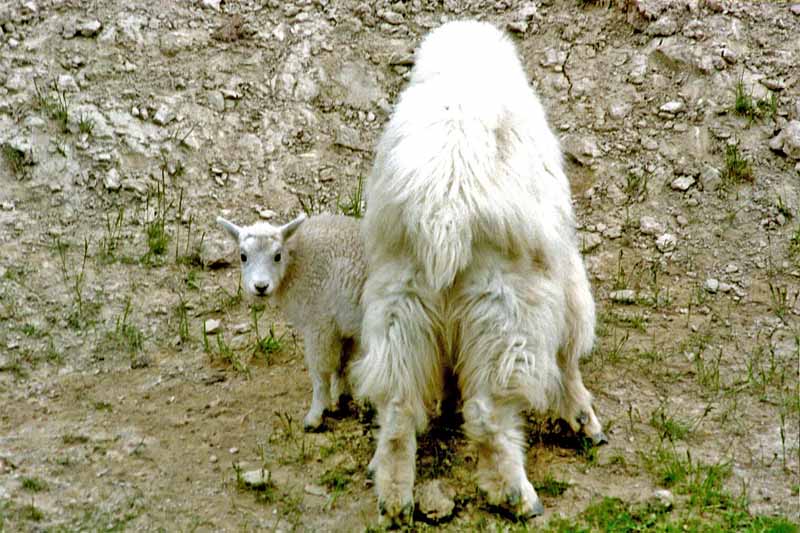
0;0;798;531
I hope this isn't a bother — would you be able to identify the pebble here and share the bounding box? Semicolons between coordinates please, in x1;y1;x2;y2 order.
771;120;800;160
77;19;102;37
57;74;79;92
652;489;674;509
207;91;225;112
659;100;684;114
304;484;328;497
719;282;733;293
610;290;637;304
671;175;696;191
104;168;121;190
200;0;221;10
153;104;176;126
201;236;232;269
640;216;664;236
580;232;602;253
647;15;678;37
417;480;455;521
210;455;218;463
241;469;271;488
204;319;221;334
704;278;719;293
656;233;677;253
791;4;800;15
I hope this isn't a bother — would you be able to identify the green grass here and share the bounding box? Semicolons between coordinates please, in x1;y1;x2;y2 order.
721;143;754;187
319;465;355;493
733;79;778;122
21;477;48;492
1;143;27;177
534;474;571;497
33;78;70;133
338;174;365;218
78;113;94;135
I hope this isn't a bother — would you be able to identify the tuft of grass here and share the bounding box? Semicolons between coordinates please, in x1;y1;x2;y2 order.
78;114;94;135
721;143;754;186
98;206;125;263
251;306;284;363
141;171;173;265
54;237;90;327
319;465;355;493
768;282;798;321
1;143;27;177
20;477;48;493
790;224;800;264
650;404;691;442
338;174;365;218
733;78;778;122
534;474;570;497
623;171;649;204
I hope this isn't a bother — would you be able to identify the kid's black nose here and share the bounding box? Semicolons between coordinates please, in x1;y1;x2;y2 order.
254;283;269;295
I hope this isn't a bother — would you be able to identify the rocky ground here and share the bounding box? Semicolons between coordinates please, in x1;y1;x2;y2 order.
0;0;798;531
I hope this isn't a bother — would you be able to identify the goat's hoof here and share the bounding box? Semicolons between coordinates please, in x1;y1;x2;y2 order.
504;488;544;519
378;499;414;527
575;411;589;426
302;416;324;433
589;431;609;446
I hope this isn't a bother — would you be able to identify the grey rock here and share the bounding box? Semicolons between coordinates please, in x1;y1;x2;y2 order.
335;124;368;152
700;165;722;191
62;19;77;38
627;54;648;84
656;233;677;253
580;232;602;253
104;168;121;190
204;319;221;335
671;175;696;191
653;37;713;74
771;120;800;160
704;278;719;293
541;47;567;71
659;100;684;114
200;0;221;10
77;19;102;37
304;483;328;497
201;236;232;269
639;216;664;236
719;282;733;293
563;136;601;165
378;10;403;25
241;469;271;489
647;15;678;36
121;178;148;195
652;489;674;509
207;91;225;112
608;102;632;120
5;71;27;92
610;289;637;304
336;62;383;110
57;74;79;92
153;104;176;126
417;480;455;522
5;135;35;165
791;4;800;15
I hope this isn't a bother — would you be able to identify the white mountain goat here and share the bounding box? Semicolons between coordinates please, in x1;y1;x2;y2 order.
351;20;606;524
217;214;366;431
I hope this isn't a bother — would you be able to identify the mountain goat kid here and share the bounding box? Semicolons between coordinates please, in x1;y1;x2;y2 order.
351;20;606;524
217;213;366;431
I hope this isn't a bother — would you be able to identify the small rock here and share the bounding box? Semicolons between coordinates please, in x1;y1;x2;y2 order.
639;216;664;236
610;289;637;304
378;10;403;25
608;102;632;120
200;0;221;10
671;175;696;191
304;484;328;497
104;168;121;190
647;15;678;37
772;120;800;160
335;124;367;152
603;225;622;239
121;178;148;195
652;489;674;509
659;100;684;114
656;233;677;253
791;4;800;16
201;236;232;269
62;19;77;38
417;480;455;522
719;282;733;293
57;74;79;92
241;469;271;488
210;454;218;463
207;91;225;112
580;232;602;253
724;264;739;274
77;19;102;37
153;104;176;126
704;278;719;293
256;207;276;220
700;165;722;191
204;319;221;334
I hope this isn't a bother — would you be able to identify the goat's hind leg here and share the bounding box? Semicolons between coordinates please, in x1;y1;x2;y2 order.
302;328;339;432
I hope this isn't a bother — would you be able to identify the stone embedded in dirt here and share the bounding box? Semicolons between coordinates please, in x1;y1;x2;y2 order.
57;74;78;92
153;103;176;126
652;489;674;509
200;0;221;11
508;2;538;33
609;289;637;304
242;468;271;488
579;232;602;253
628;54;648;84
104;168;121;191
791;4;800;16
640;215;664;236
719;282;733;293
656;233;677;253
659;100;684;114
769;120;800;160
541;47;567;71
304;483;328;497
417;479;455;522
77;19;102;37
201;236;232;269
378;10;403;25
647;15;678;37
335;124;368;152
207;91;225;112
704;278;719;293
562;135;601;166
700;165;722;191
670;175;696;191
256;207;276;220
608;101;632;120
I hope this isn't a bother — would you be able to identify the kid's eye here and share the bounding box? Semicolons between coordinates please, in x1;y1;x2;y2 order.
274;253;281;263
240;253;247;262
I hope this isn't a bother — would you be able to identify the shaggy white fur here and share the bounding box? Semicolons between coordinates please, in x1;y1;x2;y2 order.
351;20;605;524
218;214;366;431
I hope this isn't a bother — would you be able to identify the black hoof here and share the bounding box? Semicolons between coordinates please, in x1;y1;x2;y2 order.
590;431;609;446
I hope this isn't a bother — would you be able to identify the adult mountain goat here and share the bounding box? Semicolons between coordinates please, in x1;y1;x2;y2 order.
351;20;606;524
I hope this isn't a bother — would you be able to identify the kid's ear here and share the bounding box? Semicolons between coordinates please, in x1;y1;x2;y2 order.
280;213;307;241
216;217;241;241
